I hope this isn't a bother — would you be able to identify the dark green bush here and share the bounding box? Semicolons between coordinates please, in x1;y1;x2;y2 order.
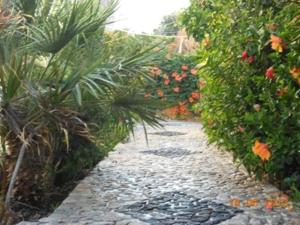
181;0;300;193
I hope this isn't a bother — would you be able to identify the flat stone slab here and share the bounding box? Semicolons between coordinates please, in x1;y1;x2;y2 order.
18;121;300;225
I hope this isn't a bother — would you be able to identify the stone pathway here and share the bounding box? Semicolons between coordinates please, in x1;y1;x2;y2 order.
19;121;300;225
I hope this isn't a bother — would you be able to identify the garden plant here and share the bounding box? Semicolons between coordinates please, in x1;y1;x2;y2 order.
181;0;300;197
146;54;202;119
0;0;164;224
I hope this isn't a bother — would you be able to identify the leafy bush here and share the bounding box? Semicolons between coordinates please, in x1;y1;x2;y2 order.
0;0;163;223
181;0;300;193
146;54;202;118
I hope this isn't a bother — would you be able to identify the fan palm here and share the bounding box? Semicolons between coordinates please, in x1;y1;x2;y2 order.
0;0;163;223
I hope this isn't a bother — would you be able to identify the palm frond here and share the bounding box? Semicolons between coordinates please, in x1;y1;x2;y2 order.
29;0;118;54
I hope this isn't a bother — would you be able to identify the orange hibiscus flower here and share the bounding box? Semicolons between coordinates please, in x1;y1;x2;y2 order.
172;71;179;78
290;66;300;85
178;104;189;115
252;140;271;161
188;97;194;103
270;34;284;53
191;92;201;100
157;89;164;97
181;65;188;71
191;69;198;75
276;86;288;97
290;66;300;78
164;79;170;86
144;93;151;98
175;75;183;82
202;37;210;46
163;106;179;118
173;87;180;93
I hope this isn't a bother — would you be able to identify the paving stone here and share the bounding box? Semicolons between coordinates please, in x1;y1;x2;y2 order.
150;131;186;136
18;121;300;225
141;147;193;158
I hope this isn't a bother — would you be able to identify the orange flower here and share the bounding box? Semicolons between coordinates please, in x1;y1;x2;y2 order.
188;97;194;103
175;75;183;82
181;65;188;71
150;67;161;76
156;89;164;97
191;92;201;100
178;104;188;115
252;140;271;161
290;66;300;85
173;87;180;93
276;86;288;97
172;71;179;78
230;199;241;207
265;199;274;210
270;34;284;53
163;106;179;118
181;73;188;78
290;66;300;79
191;69;198;75
144;93;151;98
164;79;170;86
202;37;210;46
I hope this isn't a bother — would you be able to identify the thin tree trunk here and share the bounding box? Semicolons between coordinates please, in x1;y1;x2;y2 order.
4;141;27;208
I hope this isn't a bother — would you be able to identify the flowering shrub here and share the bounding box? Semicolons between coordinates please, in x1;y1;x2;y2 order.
146;55;201;118
181;0;300;194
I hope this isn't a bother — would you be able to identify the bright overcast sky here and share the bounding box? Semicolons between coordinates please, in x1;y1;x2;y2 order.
108;0;190;34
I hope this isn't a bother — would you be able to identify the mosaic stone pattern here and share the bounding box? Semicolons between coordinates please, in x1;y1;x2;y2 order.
19;122;300;225
150;131;186;136
118;191;243;225
141;147;193;158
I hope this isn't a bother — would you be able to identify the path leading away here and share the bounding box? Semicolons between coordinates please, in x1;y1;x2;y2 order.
20;121;300;225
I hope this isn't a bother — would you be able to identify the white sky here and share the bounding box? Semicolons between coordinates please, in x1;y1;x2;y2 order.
108;0;190;34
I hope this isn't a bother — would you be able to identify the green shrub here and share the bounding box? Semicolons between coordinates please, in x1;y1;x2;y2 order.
181;0;300;192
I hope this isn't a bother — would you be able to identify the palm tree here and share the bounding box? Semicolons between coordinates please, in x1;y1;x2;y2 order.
0;0;163;223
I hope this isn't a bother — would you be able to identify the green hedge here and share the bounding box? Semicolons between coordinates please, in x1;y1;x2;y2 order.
181;0;300;194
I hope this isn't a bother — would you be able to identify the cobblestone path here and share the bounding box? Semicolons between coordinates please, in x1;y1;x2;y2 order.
20;121;300;225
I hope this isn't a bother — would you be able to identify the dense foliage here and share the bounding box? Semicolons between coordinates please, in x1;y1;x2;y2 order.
146;54;201;118
181;0;300;194
153;13;180;36
0;0;163;223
